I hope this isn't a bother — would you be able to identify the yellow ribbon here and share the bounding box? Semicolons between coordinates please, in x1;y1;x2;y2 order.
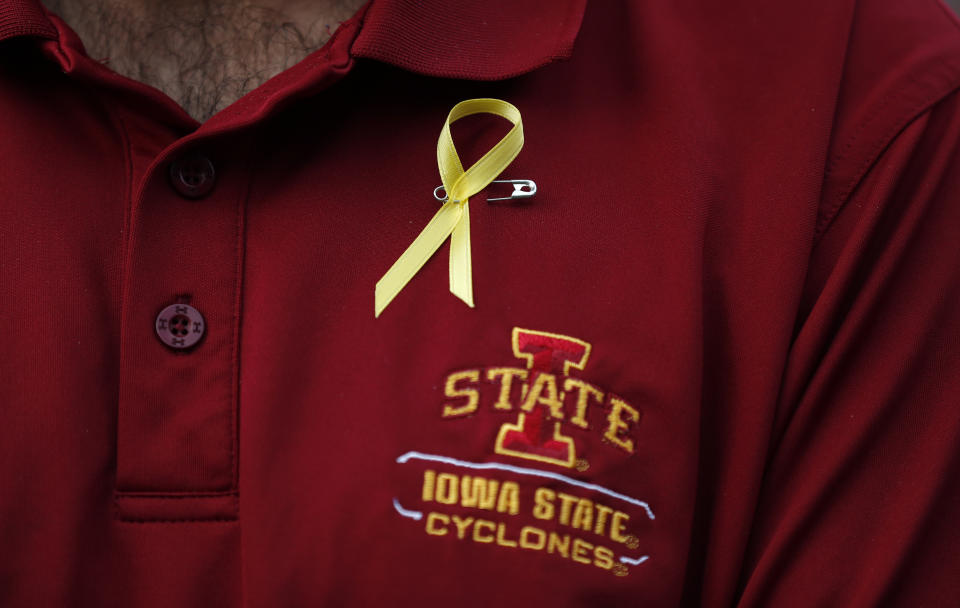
375;98;524;317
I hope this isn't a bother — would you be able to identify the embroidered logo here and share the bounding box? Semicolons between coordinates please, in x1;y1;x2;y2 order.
441;328;642;470
392;328;654;577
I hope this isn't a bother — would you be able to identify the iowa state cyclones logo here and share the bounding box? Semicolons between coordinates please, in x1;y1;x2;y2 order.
440;328;642;469
391;328;654;577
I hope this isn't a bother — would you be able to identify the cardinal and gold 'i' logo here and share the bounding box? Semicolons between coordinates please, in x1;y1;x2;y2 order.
441;328;642;469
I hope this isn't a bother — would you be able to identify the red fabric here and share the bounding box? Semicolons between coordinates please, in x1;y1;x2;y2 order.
0;0;55;41
2;0;960;605
350;0;588;79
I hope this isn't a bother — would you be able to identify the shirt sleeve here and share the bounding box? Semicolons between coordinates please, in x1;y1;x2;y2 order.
738;70;960;605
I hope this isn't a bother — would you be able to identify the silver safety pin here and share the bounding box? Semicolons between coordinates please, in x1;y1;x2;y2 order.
433;179;537;203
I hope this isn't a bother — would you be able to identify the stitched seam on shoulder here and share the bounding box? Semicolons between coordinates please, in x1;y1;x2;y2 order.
815;60;960;243
824;72;917;175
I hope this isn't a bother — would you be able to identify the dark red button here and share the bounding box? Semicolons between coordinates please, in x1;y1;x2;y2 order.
169;154;216;199
155;303;205;349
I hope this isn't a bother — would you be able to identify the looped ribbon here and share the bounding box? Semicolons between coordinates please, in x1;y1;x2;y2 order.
374;98;524;317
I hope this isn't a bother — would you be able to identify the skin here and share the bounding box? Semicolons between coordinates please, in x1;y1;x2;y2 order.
43;0;369;121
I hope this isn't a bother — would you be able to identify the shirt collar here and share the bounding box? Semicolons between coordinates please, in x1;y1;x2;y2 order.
0;0;587;80
349;0;589;80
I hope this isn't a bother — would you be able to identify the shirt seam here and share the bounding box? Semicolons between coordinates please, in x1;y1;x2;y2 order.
814;58;960;244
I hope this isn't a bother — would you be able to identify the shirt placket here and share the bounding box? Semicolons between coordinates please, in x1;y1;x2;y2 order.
84;3;362;523
114;124;249;522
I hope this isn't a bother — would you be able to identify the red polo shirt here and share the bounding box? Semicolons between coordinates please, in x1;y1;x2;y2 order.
3;0;960;605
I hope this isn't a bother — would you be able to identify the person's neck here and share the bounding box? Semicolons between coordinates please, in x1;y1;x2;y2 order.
44;0;368;122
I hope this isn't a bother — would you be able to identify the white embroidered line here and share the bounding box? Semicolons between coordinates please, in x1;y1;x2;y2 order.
392;498;423;521
395;451;655;520
619;555;650;566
